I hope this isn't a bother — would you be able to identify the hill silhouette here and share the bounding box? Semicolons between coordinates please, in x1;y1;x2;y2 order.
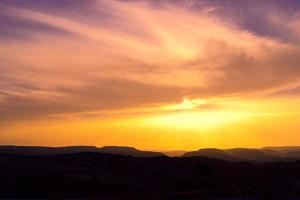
284;150;300;158
0;145;99;155
1;152;300;199
183;148;240;161
225;148;281;162
263;146;300;153
98;146;165;157
182;147;300;162
183;148;281;162
260;148;282;156
0;145;165;157
3;145;300;161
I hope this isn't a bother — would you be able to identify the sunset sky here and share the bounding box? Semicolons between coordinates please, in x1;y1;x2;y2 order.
1;0;300;150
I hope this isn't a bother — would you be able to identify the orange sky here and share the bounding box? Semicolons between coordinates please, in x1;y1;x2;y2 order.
1;0;300;150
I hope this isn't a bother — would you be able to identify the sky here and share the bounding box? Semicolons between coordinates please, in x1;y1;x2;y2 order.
1;0;300;150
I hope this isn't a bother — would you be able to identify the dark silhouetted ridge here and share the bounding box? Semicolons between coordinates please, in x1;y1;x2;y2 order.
182;148;240;161
1;151;300;199
98;146;165;157
182;147;296;162
3;145;300;160
0;145;165;157
284;150;300;158
263;146;300;153
225;148;281;162
0;145;98;155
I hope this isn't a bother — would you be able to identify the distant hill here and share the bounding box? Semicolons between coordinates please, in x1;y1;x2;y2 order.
182;148;240;161
284;150;300;158
183;148;286;162
163;150;186;157
2;145;300;161
0;145;99;155
225;148;281;162
98;146;165;157
262;146;300;153
260;148;282;156
0;145;165;157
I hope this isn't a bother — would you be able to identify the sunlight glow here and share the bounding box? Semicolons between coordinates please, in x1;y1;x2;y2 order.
146;110;251;130
165;98;207;110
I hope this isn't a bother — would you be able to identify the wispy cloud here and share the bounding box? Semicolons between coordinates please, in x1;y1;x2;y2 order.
0;0;300;121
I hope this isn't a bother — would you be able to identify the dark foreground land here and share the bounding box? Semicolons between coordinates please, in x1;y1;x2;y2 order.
1;152;300;199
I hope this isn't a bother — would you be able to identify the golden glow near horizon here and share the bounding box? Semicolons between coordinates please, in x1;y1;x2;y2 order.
147;98;249;130
1;0;300;150
2;97;300;150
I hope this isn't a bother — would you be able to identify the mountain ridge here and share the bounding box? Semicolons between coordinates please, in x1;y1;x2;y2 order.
2;145;300;161
0;145;165;157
